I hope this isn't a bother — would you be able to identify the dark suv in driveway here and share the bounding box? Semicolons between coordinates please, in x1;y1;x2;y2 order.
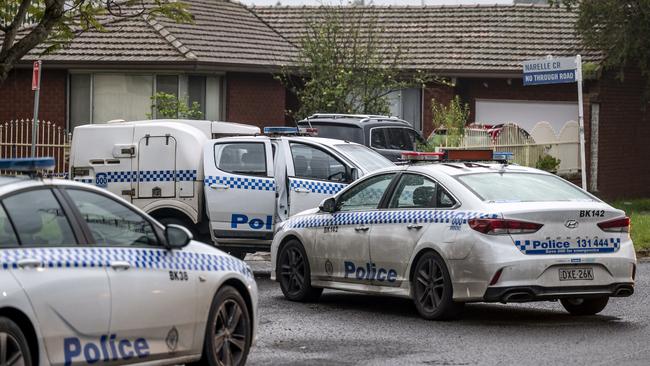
297;114;424;161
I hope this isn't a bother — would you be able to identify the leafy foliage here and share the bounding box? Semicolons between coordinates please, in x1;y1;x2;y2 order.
278;7;440;120
148;92;203;120
419;96;469;151
0;0;192;82
535;154;561;172
551;0;650;90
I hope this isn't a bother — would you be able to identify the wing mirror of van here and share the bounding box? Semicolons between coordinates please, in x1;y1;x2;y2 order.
319;197;337;213
164;224;193;249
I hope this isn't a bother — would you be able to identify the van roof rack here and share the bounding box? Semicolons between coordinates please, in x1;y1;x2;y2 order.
304;114;406;123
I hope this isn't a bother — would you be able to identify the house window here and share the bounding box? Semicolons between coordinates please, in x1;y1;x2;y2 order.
387;88;422;132
68;72;221;131
93;74;153;123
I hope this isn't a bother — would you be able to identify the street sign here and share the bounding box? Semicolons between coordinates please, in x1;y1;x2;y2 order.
522;55;587;191
31;60;41;90
522;56;576;86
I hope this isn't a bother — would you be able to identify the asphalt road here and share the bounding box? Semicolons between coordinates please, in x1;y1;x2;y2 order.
247;262;649;366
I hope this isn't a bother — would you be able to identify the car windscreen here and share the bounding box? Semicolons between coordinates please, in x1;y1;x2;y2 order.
334;144;394;171
297;122;364;144
370;127;422;151
456;172;596;202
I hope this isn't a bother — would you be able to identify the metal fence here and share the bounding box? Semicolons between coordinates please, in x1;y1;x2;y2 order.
0;119;71;177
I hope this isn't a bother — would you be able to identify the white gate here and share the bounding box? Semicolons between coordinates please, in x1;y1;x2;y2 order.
0;119;71;176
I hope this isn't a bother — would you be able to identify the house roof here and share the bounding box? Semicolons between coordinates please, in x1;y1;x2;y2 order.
20;0;297;69
253;4;603;74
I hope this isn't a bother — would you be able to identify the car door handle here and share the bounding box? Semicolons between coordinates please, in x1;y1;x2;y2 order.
294;187;311;193
16;259;42;269
110;261;131;271
407;224;423;230
354;226;370;232
210;184;229;190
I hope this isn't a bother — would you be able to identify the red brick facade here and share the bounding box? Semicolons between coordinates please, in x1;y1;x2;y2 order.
225;72;287;128
593;70;650;198
0;68;67;127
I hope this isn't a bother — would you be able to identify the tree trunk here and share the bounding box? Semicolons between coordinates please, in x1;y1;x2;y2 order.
0;0;65;84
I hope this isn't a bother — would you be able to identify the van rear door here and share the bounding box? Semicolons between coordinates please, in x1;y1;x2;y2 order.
203;138;276;242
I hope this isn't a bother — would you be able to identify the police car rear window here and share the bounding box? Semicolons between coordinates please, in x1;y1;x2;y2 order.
457;173;595;202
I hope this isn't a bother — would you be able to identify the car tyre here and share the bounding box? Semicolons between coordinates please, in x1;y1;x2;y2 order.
411;251;464;320
0;316;33;366
278;240;323;302
560;297;609;316
200;285;252;366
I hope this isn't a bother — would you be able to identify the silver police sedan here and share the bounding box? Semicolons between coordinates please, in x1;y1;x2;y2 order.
271;152;635;320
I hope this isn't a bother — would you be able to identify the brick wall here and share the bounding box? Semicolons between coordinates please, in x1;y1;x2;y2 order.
0;67;67;127
422;83;455;138
225;72;287;128
594;69;650;199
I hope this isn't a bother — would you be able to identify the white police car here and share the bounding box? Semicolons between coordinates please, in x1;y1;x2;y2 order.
270;150;636;320
0;158;257;366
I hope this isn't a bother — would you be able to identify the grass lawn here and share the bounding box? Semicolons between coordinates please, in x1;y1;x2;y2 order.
610;199;650;252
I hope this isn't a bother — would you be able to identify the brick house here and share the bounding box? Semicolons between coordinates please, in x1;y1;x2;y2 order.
0;2;648;198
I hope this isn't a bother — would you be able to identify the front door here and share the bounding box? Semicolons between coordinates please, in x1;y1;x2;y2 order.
62;187;198;361
313;173;395;283
203;139;276;241
1;188;111;366
287;141;350;216
369;173;459;284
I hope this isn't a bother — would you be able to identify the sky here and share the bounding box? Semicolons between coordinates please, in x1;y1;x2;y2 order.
240;0;514;6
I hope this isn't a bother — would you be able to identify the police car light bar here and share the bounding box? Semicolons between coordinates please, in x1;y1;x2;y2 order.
400;151;444;162
263;126;299;135
493;151;514;161
0;157;56;172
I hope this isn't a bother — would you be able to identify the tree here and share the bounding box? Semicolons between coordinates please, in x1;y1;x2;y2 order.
279;7;435;120
0;0;192;83
148;92;203;120
552;0;650;90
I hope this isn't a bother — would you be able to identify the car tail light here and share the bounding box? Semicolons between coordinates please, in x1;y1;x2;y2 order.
597;217;630;233
468;219;543;235
489;268;503;285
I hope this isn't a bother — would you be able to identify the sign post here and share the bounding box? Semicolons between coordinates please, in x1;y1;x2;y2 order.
31;60;42;157
523;55;587;190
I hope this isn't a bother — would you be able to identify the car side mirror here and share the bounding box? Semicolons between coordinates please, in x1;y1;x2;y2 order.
164;224;192;249
319;197;337;213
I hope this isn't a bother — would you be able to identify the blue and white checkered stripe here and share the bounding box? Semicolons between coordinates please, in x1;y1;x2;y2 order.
288;210;498;229
205;176;276;191
73;170;198;184
290;179;346;195
0;247;251;278
515;238;621;255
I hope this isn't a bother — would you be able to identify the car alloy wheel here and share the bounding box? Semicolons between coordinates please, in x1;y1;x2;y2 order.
278;240;322;302
280;246;307;296
411;252;464;320
212;299;248;366
415;256;445;313
0;331;26;366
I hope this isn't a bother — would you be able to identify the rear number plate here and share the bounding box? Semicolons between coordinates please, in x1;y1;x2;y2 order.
559;267;594;281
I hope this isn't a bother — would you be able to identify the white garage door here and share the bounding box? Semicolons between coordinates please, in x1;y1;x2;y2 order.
475;99;578;134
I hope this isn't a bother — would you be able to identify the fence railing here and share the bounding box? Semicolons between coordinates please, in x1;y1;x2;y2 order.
0;119;71;177
438;123;580;174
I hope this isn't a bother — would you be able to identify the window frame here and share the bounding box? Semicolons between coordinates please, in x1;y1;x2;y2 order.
213;141;270;178
380;172;461;211
368;126;423;151
289;141;352;183
335;173;398;212
0;186;87;248
58;186;166;248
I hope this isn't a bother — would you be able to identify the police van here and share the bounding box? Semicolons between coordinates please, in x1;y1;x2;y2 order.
70;121;394;258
